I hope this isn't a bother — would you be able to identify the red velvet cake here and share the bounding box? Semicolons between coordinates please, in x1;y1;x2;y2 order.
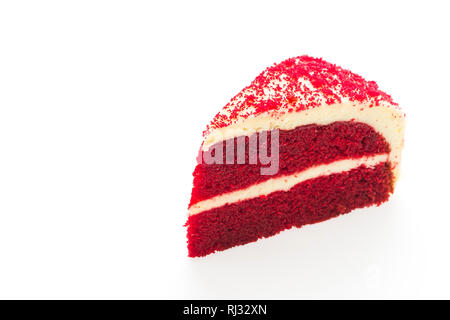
186;56;405;257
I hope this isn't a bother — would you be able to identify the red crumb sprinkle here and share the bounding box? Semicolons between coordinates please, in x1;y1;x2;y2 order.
204;56;398;138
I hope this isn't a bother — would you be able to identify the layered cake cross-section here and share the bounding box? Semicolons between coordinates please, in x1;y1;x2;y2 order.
186;56;405;257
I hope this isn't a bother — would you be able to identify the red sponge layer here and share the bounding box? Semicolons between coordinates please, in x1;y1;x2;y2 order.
190;121;390;206
186;162;393;257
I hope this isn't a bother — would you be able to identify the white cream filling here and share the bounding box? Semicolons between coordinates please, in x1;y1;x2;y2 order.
189;153;389;216
203;102;405;181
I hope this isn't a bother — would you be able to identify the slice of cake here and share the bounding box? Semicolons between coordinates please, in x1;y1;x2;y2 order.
186;56;405;257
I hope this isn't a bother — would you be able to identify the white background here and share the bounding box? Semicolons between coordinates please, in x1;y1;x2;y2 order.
0;0;449;299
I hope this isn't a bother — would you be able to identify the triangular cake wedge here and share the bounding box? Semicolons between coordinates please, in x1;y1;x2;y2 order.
186;56;405;257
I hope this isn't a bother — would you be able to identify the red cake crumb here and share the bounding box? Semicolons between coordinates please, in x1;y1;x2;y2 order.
203;56;398;139
190;121;390;206
186;162;393;257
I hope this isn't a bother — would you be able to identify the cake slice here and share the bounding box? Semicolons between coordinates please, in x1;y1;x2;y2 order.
186;56;405;257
